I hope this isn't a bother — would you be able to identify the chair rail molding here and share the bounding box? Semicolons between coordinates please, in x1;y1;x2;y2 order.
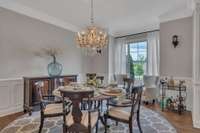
192;1;200;128
0;78;23;117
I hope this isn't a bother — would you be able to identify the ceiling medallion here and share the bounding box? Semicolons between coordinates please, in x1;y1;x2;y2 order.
76;0;108;55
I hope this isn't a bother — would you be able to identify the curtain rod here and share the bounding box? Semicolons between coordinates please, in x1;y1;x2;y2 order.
115;29;160;39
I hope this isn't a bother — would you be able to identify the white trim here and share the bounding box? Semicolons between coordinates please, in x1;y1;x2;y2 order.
0;106;23;117
0;1;80;32
159;10;193;23
0;78;24;117
159;0;193;23
193;119;200;128
192;2;200;128
0;78;23;82
193;81;200;85
192;84;200;128
159;76;193;80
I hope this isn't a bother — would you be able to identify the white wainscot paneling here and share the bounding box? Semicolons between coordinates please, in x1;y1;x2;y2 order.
0;78;23;117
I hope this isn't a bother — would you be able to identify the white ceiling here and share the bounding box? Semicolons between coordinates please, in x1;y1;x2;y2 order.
0;0;193;36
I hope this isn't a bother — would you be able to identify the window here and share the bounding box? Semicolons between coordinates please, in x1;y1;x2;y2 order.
127;41;148;79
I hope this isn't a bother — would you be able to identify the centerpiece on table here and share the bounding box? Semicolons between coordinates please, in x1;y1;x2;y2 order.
86;73;99;87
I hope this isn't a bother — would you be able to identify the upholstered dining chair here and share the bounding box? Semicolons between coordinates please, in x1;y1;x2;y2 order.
96;76;104;86
36;82;70;133
143;75;159;104
104;85;143;133
62;92;100;133
114;74;128;87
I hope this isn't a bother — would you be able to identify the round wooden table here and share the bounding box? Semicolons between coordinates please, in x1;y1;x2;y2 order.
59;87;94;131
53;86;124;101
53;85;125;129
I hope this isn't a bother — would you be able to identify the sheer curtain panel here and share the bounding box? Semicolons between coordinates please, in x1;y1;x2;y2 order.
147;31;160;76
114;38;127;75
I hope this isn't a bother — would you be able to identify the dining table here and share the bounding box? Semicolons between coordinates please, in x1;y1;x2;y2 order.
53;83;125;128
53;84;124;103
52;81;144;129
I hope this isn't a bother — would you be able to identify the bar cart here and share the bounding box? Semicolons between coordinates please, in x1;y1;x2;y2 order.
160;80;187;115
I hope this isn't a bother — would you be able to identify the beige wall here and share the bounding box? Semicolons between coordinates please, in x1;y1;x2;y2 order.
0;8;109;82
1;7;193;82
0;8;110;116
160;17;193;77
0;8;94;80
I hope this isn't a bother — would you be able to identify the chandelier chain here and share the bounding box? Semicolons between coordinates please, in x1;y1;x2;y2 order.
91;0;94;24
76;0;108;53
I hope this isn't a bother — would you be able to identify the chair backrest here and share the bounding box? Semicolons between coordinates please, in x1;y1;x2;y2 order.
61;90;98;133
96;76;104;85
123;78;134;95
143;75;159;88
130;85;143;119
114;74;128;85
86;73;97;80
35;81;45;101
86;95;100;133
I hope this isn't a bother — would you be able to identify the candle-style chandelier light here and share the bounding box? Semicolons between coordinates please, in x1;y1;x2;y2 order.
76;0;108;54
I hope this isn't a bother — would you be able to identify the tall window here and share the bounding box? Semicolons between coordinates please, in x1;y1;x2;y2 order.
127;41;147;79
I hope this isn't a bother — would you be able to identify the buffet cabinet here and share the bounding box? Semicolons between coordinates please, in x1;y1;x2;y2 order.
23;75;77;114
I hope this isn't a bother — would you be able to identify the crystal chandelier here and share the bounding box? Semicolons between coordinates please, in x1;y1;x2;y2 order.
76;0;108;54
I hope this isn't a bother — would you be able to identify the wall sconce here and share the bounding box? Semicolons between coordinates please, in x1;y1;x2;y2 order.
96;49;102;55
172;35;179;48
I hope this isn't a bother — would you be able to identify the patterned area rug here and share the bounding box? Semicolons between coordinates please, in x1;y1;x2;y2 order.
0;106;176;133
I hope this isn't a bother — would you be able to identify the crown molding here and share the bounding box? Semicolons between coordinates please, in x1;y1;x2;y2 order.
159;7;193;23
0;1;80;32
159;0;194;23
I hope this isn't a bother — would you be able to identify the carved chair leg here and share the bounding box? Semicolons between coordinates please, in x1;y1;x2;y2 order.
96;119;99;133
39;117;44;133
104;115;107;133
137;111;143;133
63;124;66;133
129;121;133;133
100;101;103;111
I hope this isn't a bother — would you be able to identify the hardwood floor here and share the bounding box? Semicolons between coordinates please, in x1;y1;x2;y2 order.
145;104;200;133
0;105;200;133
0;112;24;131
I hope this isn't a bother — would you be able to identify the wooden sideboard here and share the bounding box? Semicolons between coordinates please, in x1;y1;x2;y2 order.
23;75;77;114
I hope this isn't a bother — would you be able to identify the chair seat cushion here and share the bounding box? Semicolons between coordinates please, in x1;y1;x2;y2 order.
65;111;99;128
108;107;130;121
44;103;63;115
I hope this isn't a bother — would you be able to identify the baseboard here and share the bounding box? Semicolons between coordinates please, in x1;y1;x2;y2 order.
193;120;200;129
0;106;23;117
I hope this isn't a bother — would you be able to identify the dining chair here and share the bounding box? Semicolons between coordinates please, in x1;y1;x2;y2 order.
123;78;134;97
104;85;143;133
114;74;128;87
62;93;100;133
143;75;159;104
96;76;104;86
36;81;70;133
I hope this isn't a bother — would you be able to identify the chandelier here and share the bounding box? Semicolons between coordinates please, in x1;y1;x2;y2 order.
76;0;108;53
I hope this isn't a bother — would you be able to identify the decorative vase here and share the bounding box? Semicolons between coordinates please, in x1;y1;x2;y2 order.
47;55;63;77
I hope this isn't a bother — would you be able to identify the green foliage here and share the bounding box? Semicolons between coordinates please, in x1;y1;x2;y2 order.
127;54;134;78
133;64;144;76
129;55;146;79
